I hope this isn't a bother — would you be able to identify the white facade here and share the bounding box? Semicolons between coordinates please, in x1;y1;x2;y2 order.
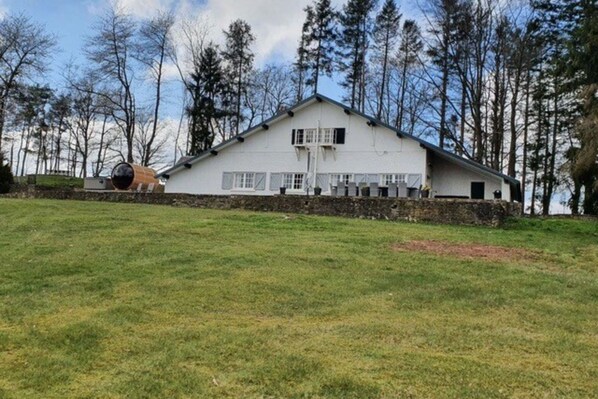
162;96;518;201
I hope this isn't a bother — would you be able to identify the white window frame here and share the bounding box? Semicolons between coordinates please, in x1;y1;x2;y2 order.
281;173;305;191
294;128;337;146
233;172;256;190
380;174;407;186
330;174;353;186
321;128;334;144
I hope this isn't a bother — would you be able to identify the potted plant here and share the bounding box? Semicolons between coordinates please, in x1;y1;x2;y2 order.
421;184;431;198
279;186;286;195
314;185;322;196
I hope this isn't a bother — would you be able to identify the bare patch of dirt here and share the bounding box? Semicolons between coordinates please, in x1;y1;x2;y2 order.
392;240;539;263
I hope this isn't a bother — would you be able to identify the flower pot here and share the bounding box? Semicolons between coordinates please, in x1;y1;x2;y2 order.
279;187;286;195
361;187;370;197
314;187;322;196
421;190;430;198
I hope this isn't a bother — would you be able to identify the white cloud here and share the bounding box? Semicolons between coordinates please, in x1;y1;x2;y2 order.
185;0;345;64
86;0;175;18
88;0;345;65
114;0;341;67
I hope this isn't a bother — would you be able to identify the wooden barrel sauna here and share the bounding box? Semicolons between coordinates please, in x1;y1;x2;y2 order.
111;163;159;191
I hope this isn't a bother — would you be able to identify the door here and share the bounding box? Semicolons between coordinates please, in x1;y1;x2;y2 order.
471;182;485;199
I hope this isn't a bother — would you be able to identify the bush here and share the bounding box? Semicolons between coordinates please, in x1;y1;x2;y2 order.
0;153;14;194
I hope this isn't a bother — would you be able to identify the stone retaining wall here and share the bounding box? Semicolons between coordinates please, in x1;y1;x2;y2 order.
3;187;522;227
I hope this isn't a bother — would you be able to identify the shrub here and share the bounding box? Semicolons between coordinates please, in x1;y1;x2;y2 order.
0;153;14;194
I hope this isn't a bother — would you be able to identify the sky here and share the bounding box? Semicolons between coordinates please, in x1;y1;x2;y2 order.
0;0;341;99
0;0;422;109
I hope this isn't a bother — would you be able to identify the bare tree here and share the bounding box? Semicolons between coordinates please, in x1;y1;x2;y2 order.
70;79;100;177
134;108;168;167
85;5;137;163
0;14;56;154
135;11;175;166
245;64;295;127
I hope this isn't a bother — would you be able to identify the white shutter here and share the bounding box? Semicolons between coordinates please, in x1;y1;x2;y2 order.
269;173;282;191
367;174;380;184
222;172;233;190
255;173;266;190
355;174;366;184
407;174;422;188
316;174;329;190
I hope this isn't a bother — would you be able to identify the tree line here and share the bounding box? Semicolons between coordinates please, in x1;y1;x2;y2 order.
0;0;596;214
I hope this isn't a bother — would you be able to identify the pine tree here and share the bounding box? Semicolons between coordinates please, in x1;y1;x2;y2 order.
372;0;401;120
395;20;423;132
293;18;311;102
337;0;377;110
564;0;598;214
187;44;227;155
222;19;255;136
425;0;460;149
302;0;338;95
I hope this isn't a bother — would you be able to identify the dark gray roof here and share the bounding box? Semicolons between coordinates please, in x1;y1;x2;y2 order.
156;93;520;187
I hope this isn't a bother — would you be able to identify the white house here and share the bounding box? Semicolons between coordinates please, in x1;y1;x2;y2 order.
158;94;521;202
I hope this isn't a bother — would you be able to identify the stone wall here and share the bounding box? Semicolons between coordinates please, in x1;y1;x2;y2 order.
3;187;522;227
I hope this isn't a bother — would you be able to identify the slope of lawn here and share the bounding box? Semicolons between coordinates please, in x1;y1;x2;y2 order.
0;199;597;398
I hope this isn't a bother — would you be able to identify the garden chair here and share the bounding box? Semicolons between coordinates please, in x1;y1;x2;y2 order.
398;182;408;198
388;182;398;198
337;181;346;197
370;182;379;197
348;182;357;197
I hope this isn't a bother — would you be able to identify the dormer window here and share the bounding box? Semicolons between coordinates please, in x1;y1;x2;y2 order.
292;128;346;146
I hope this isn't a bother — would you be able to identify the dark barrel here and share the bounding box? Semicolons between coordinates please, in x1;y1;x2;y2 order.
111;162;159;191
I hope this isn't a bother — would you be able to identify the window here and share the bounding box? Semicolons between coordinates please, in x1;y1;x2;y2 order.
380;174;407;186
330;174;353;185
304;129;316;144
233;172;255;189
293;128;345;145
282;173;305;190
321;128;335;144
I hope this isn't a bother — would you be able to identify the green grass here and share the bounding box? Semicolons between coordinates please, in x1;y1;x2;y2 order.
0;199;597;398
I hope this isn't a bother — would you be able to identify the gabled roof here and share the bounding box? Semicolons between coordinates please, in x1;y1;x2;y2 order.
157;93;520;187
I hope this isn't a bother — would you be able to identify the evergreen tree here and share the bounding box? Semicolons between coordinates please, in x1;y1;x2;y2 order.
564;0;598;214
293;18;311;102
187;43;227;155
222;19;255;136
48;94;72;173
395;20;423;132
425;0;460;149
301;0;338;94
337;0;377;110
372;0;401;120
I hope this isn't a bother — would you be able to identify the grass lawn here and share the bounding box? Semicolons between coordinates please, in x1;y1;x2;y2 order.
0;199;597;398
